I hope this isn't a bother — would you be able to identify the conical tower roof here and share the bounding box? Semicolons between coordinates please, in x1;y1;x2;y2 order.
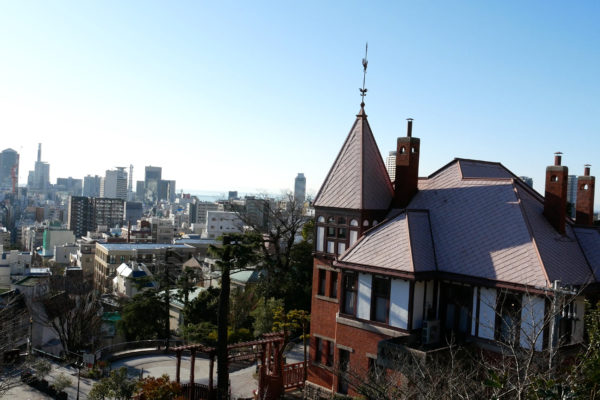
314;107;394;210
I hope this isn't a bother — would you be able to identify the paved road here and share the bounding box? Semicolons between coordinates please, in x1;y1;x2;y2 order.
5;353;258;399
4;343;311;399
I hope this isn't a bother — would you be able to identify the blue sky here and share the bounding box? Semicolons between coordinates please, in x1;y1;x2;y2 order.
0;1;598;201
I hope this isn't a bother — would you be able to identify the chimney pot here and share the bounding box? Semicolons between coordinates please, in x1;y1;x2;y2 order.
585;164;591;177
554;152;563;166
407;118;413;138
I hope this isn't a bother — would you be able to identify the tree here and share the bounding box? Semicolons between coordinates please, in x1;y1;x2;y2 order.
251;297;283;337
567;300;600;399
175;267;199;310
333;288;595;400
182;286;220;326
88;367;137;400
42;276;102;354
118;290;166;341
273;307;310;381
52;373;72;393
209;233;260;400
136;374;183;400
0;290;30;397
231;193;311;305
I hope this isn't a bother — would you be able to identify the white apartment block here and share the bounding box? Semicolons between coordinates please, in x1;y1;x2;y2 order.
203;211;244;239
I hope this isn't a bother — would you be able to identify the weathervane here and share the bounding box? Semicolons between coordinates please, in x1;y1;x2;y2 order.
360;43;368;107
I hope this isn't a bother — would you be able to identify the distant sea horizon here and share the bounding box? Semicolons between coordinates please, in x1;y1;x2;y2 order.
185;189;278;203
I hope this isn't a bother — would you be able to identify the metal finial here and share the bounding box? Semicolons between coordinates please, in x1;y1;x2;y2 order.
359;43;368;107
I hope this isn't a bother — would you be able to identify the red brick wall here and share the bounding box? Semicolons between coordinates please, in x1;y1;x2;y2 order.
576;175;595;225
333;322;391;396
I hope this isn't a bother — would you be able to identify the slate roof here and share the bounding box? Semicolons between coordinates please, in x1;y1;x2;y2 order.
336;158;598;288
314;107;394;210
342;210;436;273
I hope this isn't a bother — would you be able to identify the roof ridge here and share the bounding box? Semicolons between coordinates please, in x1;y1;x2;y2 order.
406;212;416;273
512;181;550;287
313;116;361;205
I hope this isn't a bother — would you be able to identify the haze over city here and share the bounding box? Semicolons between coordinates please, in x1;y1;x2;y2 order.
0;1;598;200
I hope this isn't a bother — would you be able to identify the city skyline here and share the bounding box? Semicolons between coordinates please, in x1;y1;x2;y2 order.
0;2;598;201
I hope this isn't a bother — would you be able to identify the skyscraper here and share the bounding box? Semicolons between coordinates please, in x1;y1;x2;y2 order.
385;151;397;182
83;175;102;197
100;167;128;200
0;148;19;193
567;175;578;218
68;196;125;237
144;166;162;202
32;143;50;192
294;173;306;204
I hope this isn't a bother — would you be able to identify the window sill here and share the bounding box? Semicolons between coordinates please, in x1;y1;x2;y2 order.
336;314;408;338
315;295;338;304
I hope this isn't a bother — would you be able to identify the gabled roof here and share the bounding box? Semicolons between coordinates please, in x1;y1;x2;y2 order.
338;158;597;288
314;107;393;210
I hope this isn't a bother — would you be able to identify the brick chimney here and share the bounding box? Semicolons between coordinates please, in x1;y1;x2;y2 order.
393;118;420;208
575;164;595;226
544;152;568;234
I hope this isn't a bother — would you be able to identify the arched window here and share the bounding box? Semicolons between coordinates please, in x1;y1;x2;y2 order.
327;216;335;223
551;175;558;182
317;216;325;223
350;219;359;227
400;146;406;154
363;220;369;227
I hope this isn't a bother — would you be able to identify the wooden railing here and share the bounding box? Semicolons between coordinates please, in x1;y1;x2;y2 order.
180;382;213;400
282;361;305;390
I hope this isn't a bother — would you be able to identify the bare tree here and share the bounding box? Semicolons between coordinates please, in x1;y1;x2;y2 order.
0;290;31;396
333;286;594;400
230;192;310;302
42;275;102;354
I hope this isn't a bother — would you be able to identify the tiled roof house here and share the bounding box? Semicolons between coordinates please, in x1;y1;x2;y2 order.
307;105;600;397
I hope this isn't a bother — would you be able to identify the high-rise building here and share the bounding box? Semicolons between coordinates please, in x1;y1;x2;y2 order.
124;202;143;226
101;168;128;200
144;166;162;202
135;181;145;202
228;191;238;201
30;144;50;192
83;175;102;197
68;196;95;238
157;179;176;202
294;173;306;204
0;148;19;193
68;196;125;237
56;177;83;196
386;151;397;182
567;175;578;217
